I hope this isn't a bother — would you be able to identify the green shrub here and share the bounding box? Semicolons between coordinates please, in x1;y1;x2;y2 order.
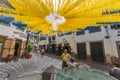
26;44;34;53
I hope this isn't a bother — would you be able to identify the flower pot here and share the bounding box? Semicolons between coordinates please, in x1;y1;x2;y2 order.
26;53;32;59
29;54;32;58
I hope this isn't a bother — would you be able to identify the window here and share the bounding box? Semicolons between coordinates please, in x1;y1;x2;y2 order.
0;37;5;53
40;37;42;41
16;27;25;32
58;34;64;37
76;30;85;35
40;37;46;41
52;36;56;40
0;21;10;26
117;24;120;29
64;32;73;35
48;37;51;41
111;25;117;29
89;27;101;33
111;24;120;29
0;42;3;53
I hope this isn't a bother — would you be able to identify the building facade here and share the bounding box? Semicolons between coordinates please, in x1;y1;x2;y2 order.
75;25;120;63
0;23;27;59
39;25;120;64
39;32;75;55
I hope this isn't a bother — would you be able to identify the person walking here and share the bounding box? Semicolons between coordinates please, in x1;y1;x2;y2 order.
40;48;45;55
61;49;71;68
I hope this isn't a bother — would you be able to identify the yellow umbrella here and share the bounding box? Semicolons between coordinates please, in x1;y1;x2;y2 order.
0;0;120;35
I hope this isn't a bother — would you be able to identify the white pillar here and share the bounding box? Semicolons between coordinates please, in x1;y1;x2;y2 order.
86;41;91;55
104;39;113;63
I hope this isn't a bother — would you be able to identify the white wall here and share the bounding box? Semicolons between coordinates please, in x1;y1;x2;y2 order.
38;26;120;63
75;26;120;60
0;24;27;41
0;24;13;37
107;28;120;57
75;27;105;42
39;36;48;46
56;33;76;52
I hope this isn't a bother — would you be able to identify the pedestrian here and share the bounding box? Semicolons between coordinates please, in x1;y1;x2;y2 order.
40;48;45;55
61;49;71;68
34;47;38;54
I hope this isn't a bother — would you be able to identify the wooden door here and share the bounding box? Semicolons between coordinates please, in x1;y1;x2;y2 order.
20;41;26;57
77;43;87;60
2;38;11;58
90;42;105;62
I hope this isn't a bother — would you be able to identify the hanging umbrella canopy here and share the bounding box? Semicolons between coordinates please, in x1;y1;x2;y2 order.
0;0;120;35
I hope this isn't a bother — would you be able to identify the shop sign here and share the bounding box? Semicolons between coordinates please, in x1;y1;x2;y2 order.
14;31;19;34
20;33;27;38
14;31;27;38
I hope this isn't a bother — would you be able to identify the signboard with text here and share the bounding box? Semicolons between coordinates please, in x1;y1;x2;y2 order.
14;31;27;39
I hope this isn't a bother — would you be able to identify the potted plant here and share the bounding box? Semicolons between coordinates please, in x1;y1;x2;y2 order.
26;44;34;59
